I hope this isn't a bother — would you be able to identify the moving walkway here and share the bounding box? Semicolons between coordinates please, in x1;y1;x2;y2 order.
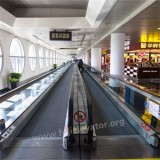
0;63;160;159
84;64;160;147
0;63;72;149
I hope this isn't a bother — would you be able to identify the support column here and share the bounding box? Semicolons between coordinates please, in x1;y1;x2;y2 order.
110;33;125;76
82;53;85;63
84;51;88;65
91;48;101;70
109;33;125;87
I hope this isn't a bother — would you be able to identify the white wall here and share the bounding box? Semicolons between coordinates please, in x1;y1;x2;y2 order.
0;29;69;90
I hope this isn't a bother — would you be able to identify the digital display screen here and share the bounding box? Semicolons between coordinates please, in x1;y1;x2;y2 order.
50;31;72;41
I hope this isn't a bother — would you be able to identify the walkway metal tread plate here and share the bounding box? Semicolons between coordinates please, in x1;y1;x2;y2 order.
1;136;160;159
96;135;147;145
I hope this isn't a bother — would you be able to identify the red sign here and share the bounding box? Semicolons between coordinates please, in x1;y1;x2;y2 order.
74;111;86;123
141;123;151;131
125;42;160;51
138;51;146;59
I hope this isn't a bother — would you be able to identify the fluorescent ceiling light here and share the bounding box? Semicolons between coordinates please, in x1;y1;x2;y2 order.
78;48;83;51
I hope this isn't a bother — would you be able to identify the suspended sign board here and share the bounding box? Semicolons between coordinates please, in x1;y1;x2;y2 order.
50;31;72;41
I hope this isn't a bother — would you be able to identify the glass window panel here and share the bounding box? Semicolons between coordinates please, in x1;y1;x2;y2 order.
0;43;2;73
50;51;53;65
46;50;49;67
39;47;43;69
9;38;24;73
28;44;36;71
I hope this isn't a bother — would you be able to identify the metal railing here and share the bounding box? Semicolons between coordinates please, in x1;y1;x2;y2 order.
84;64;160;147
0;63;71;149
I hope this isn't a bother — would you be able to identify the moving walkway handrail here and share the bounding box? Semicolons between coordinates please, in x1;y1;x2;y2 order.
84;64;160;104
84;64;160;147
63;64;96;150
0;64;66;103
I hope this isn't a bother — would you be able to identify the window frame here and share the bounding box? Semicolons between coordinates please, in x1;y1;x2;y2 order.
45;49;49;67
39;47;44;69
9;38;25;73
0;41;3;75
28;44;37;71
50;50;53;66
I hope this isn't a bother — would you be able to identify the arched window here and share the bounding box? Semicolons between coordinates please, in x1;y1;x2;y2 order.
50;51;53;65
0;42;3;74
28;44;36;71
9;38;24;73
53;51;56;64
39;47;44;69
45;50;49;67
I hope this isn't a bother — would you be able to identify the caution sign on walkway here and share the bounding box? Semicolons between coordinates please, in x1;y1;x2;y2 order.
74;111;86;123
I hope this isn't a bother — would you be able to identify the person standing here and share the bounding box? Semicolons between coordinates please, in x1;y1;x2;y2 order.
78;59;84;71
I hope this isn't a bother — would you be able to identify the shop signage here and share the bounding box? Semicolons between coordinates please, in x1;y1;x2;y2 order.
138;68;160;79
141;42;160;49
138;51;146;58
127;42;160;50
50;31;72;41
148;100;160;120
102;49;107;55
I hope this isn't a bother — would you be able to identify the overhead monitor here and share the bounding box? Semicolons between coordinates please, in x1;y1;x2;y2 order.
50;31;72;41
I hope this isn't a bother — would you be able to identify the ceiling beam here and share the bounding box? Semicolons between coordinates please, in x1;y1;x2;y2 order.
0;7;16;26
84;0;157;53
13;8;86;17
13;17;92;28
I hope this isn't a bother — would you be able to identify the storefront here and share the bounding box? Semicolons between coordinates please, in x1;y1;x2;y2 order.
124;66;160;79
101;49;107;70
124;42;160;79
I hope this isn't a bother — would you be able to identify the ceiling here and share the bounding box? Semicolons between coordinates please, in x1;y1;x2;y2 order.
0;0;89;12
0;0;160;56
